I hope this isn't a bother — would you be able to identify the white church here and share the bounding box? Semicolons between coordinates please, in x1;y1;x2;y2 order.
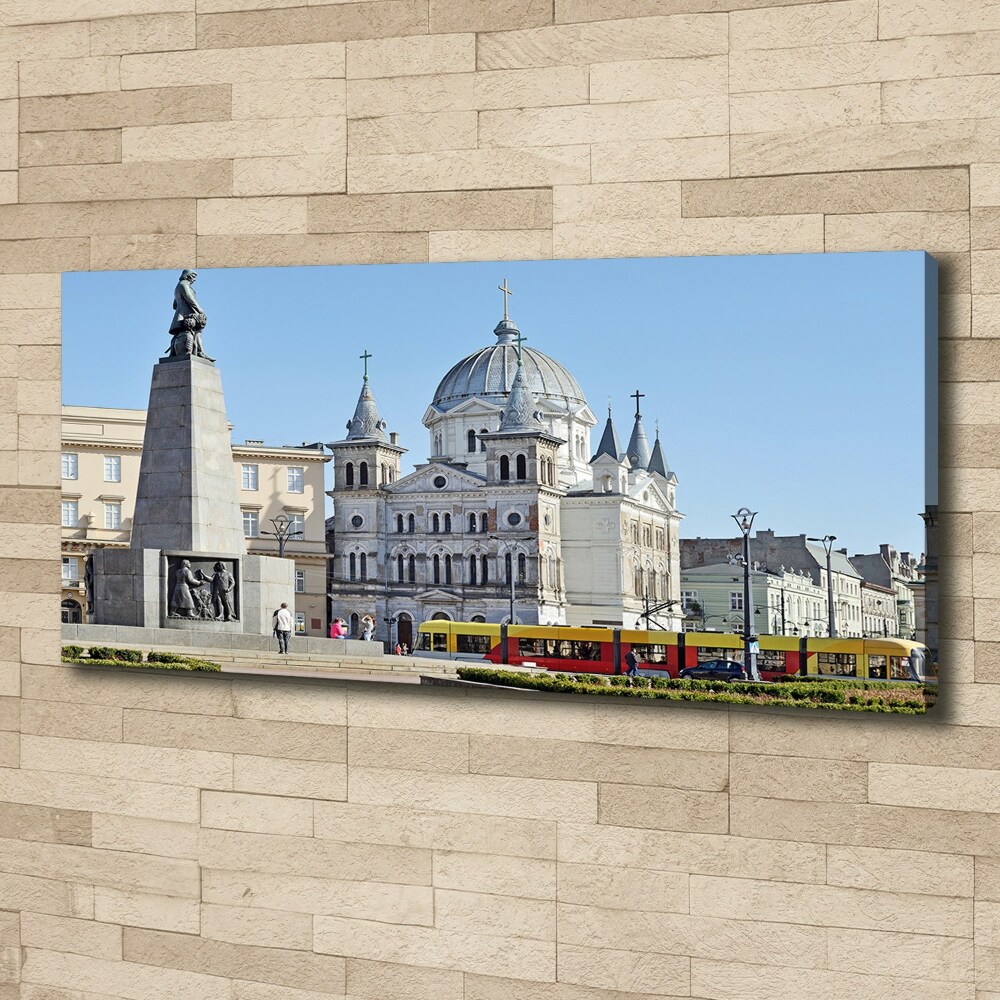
326;284;683;648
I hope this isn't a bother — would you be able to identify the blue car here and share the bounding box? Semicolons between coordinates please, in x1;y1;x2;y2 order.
679;660;748;681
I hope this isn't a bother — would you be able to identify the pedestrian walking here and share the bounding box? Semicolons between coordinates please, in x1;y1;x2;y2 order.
274;602;293;654
624;648;639;679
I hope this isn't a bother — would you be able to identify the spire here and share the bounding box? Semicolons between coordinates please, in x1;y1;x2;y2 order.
499;354;542;432
591;405;623;462
647;420;670;478
346;378;388;441
625;389;651;469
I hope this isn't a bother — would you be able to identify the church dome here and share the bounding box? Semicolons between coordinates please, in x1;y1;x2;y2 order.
431;318;587;412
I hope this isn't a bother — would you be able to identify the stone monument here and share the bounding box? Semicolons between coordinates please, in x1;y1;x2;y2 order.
90;271;294;637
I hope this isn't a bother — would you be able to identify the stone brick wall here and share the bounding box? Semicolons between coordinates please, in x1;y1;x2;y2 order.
0;1;990;997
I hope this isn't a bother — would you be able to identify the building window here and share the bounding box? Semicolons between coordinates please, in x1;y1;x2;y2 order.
61;500;79;528
480;512;488;533
407;554;416;583
730;591;743;611
360;553;368;581
499;455;510;481
294;612;306;635
396;514;404;533
444;513;451;533
345;463;354;487
518;553;527;581
481;555;489;585
505;552;512;584
480;429;488;452
643;526;652;547
407;513;415;533
467;429;477;452
469;555;477;585
62;556;78;584
61;453;78;480
287;513;305;538
349;553;357;580
104;502;122;530
682;589;698;611
243;510;259;537
515;454;527;480
433;554;441;585
397;554;404;581
287;467;304;493
468;513;477;533
104;455;121;483
359;462;369;487
241;464;259;490
295;570;305;593
432;513;440;533
445;554;453;584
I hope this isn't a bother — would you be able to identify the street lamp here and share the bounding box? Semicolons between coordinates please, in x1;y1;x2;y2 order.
383;614;398;652
731;508;759;680
807;534;838;638
261;513;303;558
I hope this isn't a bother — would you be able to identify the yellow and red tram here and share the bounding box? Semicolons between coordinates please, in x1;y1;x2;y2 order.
414;620;931;682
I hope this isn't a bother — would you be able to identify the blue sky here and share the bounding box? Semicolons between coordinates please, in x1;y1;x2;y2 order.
63;252;933;557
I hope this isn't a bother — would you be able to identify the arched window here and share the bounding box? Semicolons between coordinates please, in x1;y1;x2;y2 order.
444;513;451;533
547;458;555;483
432;513;440;533
407;554;416;583
515;454;526;480
381;463;387;484
479;429;487;452
469;555;477;585
350;612;359;637
396;514;404;533
518;553;527;581
505;553;512;584
433;555;440;585
467;429;477;452
359;462;368;486
360;553;367;581
468;513;476;533
345;462;354;487
397;554;404;581
445;555;453;584
407;514;415;533
481;555;489;585
349;553;357;580
480;512;488;533
471;614;485;623
499;455;510;481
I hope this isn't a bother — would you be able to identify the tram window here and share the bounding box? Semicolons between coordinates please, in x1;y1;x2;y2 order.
414;632;431;651
519;637;546;656
757;649;786;672
696;647;741;664
817;652;857;676
890;655;911;680
572;641;602;661
631;643;667;664
457;633;492;654
868;654;887;679
432;632;448;652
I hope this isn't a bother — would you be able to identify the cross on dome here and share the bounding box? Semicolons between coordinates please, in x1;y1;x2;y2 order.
360;349;372;381
498;278;513;321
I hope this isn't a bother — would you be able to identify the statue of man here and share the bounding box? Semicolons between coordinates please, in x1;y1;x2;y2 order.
168;559;203;618
211;561;237;621
165;269;214;361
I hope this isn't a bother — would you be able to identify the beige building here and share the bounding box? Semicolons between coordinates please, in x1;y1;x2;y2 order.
61;405;329;635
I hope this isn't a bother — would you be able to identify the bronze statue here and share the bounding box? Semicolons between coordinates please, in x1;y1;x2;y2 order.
165;269;214;361
168;559;203;618
211;561;237;621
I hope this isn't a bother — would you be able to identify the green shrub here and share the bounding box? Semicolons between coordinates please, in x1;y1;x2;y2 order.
146;651;187;664
112;648;143;662
61;645;84;660
85;645;117;661
76;647;221;673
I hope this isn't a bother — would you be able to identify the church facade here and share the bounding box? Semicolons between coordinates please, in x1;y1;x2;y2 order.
326;294;683;647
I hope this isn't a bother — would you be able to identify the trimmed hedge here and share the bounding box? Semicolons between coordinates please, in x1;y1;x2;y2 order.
61;646;222;673
455;668;930;714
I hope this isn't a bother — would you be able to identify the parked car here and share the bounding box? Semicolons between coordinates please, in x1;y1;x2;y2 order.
679;660;748;681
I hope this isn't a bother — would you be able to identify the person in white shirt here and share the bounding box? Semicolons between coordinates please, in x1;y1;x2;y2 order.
274;602;293;654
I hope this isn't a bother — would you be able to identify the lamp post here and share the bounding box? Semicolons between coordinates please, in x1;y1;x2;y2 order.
261;513;303;558
807;534;838;638
383;614;398;653
731;508;759;680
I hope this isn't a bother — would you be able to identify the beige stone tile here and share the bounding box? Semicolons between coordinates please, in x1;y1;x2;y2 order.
347;65;589;116
200;902;312;951
0;800;90;846
975;249;1000;293
973;207;1000;250
0;20;87;60
433;850;556;898
884;75;1000;124
557;943;689;995
197;0;427;48
557;862;688;913
942;292;972;339
199;828;432;885
20;56;120;98
0;731;15;767
231;982;335;1000
0;239;89;275
428;228;552;261
731;0;877;49
313;800;556;858
196;196;308;236
314;915;556;980
91;12;195;56
828;926;973;982
558;821;827;883
232;155;346;196
870;761;1000;813
202;867;433;925
91;814;198;860
0;200;196;240
691;958;975;1000
348;145;590;194
20;949;232;1000
349;726;470;773
122;706;345;761
0;99;14;172
477;15;728;69
435;888;555;941
347;33;475;79
20;733;232;789
730;752;868;802
122;926;346;993
879;0;1000;38
18;913;121;962
120;42;345;90
553;180;681;223
827;844;974;896
0;171;16;203
589;54;727;103
348;764;597;822
0;61;14;100
0;0;189;20
0;872;90;920
349;111;477;156
19;161;232;204
234;754;346;801
0;275;60;310
201;790;313;836
731;83;880;134
346;958;463;1000
590;135;729;183
465;973;683;999
18;130;120;169
90;234;196;271
945;383;1000;424
430;0;554;33
825;211;969;253
196;232;426;268
972;163;1000;207
232;78;345;119
598;783;729;834
20;86;232;133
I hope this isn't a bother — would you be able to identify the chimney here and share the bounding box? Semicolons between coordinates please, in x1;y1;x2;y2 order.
389;432;398;444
